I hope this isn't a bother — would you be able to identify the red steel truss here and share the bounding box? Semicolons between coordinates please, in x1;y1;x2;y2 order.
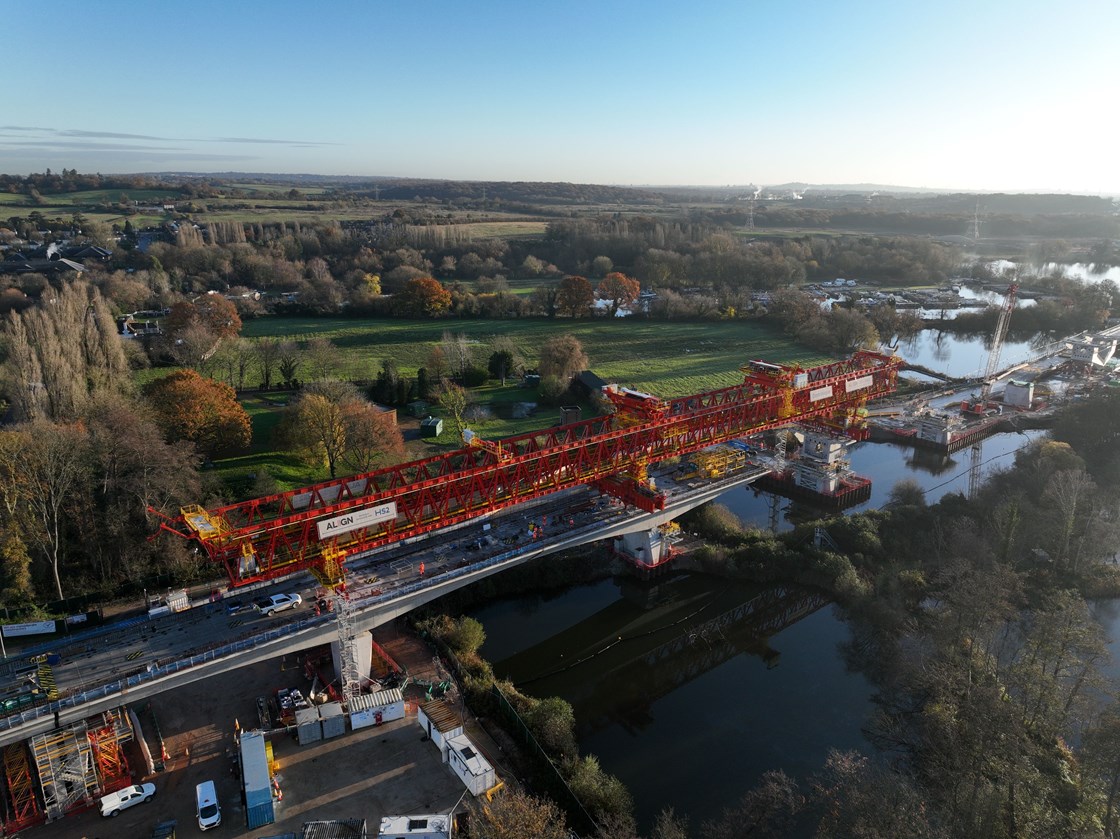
155;351;901;587
2;743;42;833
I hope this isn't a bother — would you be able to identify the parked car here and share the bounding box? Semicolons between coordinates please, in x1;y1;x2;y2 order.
100;783;156;817
196;779;222;830
254;592;302;616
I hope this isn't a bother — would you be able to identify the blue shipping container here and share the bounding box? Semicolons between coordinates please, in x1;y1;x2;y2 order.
240;731;275;829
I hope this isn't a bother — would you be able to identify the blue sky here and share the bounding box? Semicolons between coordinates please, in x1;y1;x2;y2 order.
4;0;1118;193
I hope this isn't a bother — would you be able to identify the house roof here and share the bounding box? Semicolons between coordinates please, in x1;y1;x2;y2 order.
576;370;607;389
0;257;84;275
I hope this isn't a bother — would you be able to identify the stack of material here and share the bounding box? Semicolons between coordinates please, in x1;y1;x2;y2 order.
277;688;311;725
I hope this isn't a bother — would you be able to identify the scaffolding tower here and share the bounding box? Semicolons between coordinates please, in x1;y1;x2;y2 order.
31;724;98;821
3;742;42;832
335;589;362;704
88;709;134;791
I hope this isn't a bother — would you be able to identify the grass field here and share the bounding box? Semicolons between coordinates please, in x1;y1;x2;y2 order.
207;316;825;492
240;316;823;398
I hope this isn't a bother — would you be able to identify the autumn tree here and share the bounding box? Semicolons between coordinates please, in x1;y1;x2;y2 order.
539;333;588;385
280;382;404;479
463;788;568;839
597;272;641;317
191;293;242;338
557;275;594;318
394;276;452;318
338;399;405;474
162;295;242;367
143;369;252;459
1;280;128;421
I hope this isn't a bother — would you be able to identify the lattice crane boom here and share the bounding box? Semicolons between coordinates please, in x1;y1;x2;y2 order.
980;282;1019;401
154;351;901;587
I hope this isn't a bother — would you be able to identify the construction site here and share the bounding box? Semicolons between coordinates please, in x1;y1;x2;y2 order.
6;623;490;839
5;312;1113;834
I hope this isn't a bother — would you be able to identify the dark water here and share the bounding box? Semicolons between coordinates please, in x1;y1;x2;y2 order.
473;575;873;828
466;323;1065;829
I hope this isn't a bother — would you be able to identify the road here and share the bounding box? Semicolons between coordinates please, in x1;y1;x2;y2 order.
0;465;770;746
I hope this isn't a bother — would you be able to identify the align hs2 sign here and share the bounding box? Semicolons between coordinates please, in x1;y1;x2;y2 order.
316;502;398;540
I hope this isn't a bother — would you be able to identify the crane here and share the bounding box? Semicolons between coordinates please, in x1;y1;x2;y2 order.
961;282;1018;416
962;282;1018;498
154;351;902;588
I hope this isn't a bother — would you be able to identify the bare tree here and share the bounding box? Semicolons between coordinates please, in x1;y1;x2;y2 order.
2;281;128;421
256;337;281;389
433;378;470;441
304;336;343;383
441;331;473;382
13;422;91;599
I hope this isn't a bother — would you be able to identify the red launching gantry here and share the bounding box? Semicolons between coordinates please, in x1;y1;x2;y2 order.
154;351;901;588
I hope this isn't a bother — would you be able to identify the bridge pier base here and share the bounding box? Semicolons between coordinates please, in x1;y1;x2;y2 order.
330;634;373;693
612;523;681;570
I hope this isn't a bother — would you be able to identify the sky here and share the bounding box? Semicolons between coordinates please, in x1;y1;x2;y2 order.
4;0;1119;193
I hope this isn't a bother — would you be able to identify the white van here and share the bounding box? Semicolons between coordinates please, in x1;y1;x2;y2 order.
195;780;221;830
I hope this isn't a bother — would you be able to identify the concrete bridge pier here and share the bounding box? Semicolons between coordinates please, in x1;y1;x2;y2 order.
611;513;682;569
329;635;373;693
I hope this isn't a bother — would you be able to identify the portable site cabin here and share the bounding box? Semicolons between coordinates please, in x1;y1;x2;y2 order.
416;700;463;758
419;416;443;438
350;688;405;730
240;731;275;829
319;702;346;739
378;814;452;839
295;706;322;745
445;733;496;796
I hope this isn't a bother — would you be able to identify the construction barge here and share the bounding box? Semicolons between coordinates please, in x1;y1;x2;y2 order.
870;411;1006;454
752;429;873;512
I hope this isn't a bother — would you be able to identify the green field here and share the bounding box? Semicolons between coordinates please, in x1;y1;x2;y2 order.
240;316;823;398
207;316;825;492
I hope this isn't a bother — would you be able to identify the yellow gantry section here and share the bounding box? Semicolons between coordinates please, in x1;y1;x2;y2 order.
311;545;348;589
181;504;231;541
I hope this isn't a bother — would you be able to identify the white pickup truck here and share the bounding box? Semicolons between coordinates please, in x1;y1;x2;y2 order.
253;592;302;617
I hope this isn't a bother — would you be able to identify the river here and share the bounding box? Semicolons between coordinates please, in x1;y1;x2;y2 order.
465;328;1066;832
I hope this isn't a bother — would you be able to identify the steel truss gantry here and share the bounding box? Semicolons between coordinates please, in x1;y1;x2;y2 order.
156;351;901;587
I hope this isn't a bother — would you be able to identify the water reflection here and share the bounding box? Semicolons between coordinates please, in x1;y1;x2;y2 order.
472;574;871;829
496;576;826;736
894;329;1038;379
717;430;1047;531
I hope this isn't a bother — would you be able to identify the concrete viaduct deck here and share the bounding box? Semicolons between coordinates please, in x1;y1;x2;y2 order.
0;466;770;748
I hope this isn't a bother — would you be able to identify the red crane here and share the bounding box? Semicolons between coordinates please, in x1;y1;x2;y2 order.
154;351;901;587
